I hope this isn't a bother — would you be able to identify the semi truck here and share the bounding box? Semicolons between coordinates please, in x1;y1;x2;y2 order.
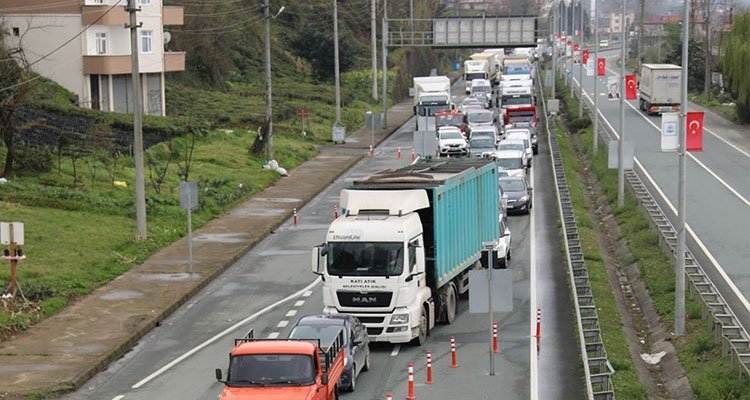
215;329;346;400
638;64;681;114
312;159;501;345
413;76;452;131
472;50;504;85
463;60;489;93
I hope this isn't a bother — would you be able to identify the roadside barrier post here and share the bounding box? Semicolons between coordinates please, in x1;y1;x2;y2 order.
293;208;298;226
426;351;433;384
535;308;541;338
451;336;458;368
406;362;416;400
493;322;499;353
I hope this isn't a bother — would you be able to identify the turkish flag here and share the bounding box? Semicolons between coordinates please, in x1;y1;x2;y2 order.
582;50;589;65
625;75;637;100
567;40;572;46
686;112;704;152
574;44;580;52
597;58;606;76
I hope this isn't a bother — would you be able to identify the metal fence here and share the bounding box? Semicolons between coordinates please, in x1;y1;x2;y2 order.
537;68;615;400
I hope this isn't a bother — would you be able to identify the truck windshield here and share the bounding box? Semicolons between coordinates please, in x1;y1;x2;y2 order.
465;73;485;81
467;112;493;124
502;95;532;106
327;242;404;276
418;104;451;116
228;354;315;386
472;86;491;94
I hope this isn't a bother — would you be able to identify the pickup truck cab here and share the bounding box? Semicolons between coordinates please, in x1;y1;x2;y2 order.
216;330;346;400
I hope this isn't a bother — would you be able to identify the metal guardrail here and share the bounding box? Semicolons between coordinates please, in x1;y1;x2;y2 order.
570;72;750;382
537;68;615;400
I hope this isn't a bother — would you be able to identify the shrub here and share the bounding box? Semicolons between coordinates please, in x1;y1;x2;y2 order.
14;144;53;175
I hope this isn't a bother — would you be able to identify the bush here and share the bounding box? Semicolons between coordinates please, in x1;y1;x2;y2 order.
14;144;53;175
569;117;591;132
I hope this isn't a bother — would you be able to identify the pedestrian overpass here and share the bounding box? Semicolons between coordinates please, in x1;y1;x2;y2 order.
385;16;538;48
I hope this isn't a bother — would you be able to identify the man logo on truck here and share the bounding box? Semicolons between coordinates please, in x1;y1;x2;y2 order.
352;296;378;304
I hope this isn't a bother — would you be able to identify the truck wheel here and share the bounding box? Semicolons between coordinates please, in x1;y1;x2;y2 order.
445;283;457;324
415;308;428;346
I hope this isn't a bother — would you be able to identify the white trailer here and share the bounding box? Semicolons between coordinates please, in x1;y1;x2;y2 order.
639;64;681;114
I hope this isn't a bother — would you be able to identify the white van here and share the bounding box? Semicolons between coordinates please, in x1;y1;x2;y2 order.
471;79;494;108
505;130;533;167
492;150;526;178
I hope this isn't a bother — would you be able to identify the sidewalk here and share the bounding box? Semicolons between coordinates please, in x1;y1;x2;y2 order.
0;99;418;396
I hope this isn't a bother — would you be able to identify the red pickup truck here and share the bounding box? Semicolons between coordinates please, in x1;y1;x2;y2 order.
215;329;346;400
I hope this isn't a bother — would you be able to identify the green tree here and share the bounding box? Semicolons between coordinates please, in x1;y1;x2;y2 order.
720;12;750;122
662;23;705;92
287;19;364;81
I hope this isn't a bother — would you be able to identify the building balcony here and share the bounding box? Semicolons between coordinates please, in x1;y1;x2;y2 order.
164;52;186;72
82;5;129;26
163;6;184;26
83;55;131;75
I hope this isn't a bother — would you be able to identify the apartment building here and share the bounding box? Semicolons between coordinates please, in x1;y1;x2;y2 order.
0;0;185;116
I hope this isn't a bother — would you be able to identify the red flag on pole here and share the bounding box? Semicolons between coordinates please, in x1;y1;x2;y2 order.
597;58;606;76
686;112;704;152
582;50;589;65
625;74;637;100
567;40;572;46
574;43;580;52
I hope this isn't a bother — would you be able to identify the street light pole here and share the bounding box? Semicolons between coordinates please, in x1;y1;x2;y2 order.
551;2;556;100
127;0;147;240
675;0;690;337
333;0;341;125
617;0;626;208
593;0;599;156
381;0;388;129
371;0;377;100
570;2;575;98
578;0;584;118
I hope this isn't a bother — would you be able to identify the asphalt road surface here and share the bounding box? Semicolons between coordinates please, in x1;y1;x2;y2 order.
60;81;583;400
566;52;750;330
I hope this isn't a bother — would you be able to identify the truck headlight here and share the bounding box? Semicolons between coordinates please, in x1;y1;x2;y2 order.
390;314;409;324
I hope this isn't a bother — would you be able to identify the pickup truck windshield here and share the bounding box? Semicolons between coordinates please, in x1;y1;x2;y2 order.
228;354;315;386
328;242;404;276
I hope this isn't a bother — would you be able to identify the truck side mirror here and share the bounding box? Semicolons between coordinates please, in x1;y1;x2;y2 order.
311;247;323;275
321;374;329;385
215;368;223;381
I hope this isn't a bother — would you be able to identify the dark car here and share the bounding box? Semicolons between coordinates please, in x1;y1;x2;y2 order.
498;176;533;214
289;314;370;392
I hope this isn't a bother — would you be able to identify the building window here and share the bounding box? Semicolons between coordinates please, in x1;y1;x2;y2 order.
91;0;105;4
140;30;153;53
138;0;151;5
12;27;19;36
95;32;107;54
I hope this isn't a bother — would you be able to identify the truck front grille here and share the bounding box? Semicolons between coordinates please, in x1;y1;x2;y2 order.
357;316;386;324
337;291;393;307
366;327;384;336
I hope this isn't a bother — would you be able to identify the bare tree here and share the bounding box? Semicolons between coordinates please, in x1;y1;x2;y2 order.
0;28;37;178
704;0;720;98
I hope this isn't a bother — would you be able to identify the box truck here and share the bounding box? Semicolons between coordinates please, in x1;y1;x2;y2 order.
312;159;501;345
639;64;681;114
413;76;452;131
464;60;489;93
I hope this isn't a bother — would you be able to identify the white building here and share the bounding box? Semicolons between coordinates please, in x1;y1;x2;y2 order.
1;0;185;116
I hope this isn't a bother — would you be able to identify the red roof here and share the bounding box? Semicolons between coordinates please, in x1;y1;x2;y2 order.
231;340;317;356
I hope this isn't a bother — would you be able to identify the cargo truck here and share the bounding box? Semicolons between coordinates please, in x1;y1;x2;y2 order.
638;64;681;114
464;60;489;93
472;50;504;85
312;159;501;345
413;76;452;131
215;329;346;400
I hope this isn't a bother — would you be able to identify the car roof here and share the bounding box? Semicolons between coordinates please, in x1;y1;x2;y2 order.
472;125;497;132
495;149;524;158
499;139;524;145
471;134;495;140
438;126;461;133
462;97;480;104
506;130;530;138
467;109;493;115
471;79;491;86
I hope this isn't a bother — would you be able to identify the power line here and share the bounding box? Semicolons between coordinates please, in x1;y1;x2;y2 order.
183;3;263;17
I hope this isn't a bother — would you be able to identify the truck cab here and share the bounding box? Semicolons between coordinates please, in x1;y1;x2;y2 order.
215;330;346;400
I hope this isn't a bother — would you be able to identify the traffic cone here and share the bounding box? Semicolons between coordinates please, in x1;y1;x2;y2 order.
406;363;416;400
450;336;458;368
369;145;374;157
386;393;392;400
426;351;433;384
397;147;402;160
493;322;499;353
333;204;339;219
411;148;416;161
293;208;298;226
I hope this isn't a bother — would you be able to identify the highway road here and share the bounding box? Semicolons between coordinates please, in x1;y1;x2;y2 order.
565;51;750;329
59;82;583;400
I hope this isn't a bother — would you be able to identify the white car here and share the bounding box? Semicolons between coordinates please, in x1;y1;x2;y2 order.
437;126;468;157
497;139;529;167
505;129;533;167
491;150;526;178
494;217;512;268
470;125;499;144
599;39;609;48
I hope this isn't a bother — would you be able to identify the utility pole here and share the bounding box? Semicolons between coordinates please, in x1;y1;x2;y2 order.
127;0;146;240
617;0;626;208
263;0;274;160
578;0;584;118
675;0;690;337
570;2;575;97
333;0;341;124
381;0;388;129
551;2;556;100
371;0;377;100
593;0;599;156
